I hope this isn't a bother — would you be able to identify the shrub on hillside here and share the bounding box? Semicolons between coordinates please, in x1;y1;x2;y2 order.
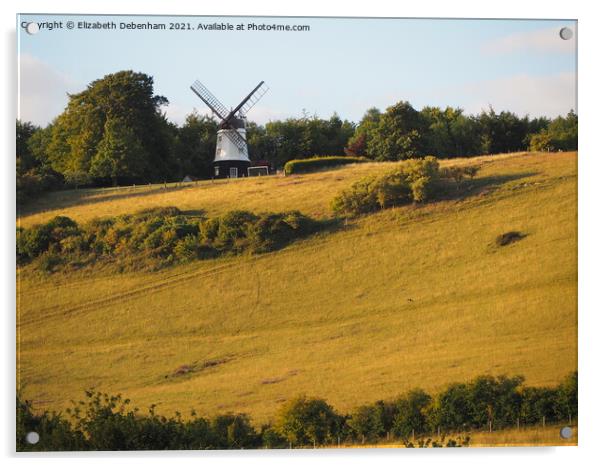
284;156;368;176
331;156;440;216
17;208;320;273
439;165;480;189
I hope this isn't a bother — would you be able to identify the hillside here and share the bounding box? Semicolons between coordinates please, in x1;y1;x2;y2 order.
16;151;577;425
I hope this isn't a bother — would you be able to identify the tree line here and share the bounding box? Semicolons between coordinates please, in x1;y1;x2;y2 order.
16;70;577;202
18;372;576;451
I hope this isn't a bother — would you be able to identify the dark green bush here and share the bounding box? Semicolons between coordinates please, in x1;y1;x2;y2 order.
331;156;440;216
210;413;260;449
347;404;384;443
17;208;320;273
275;396;341;446
17;216;81;264
284;155;368;176
392;389;432;439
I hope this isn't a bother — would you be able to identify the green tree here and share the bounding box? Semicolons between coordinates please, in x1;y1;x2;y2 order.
345;107;381;157
529;111;577;151
16;120;39;172
347;404;384;443
392;389;432;439
427;383;472;432
210;413;259;449
275;396;340;446
555;371;577;422
367;101;427;161
173;111;218;178
90;118;146;185
468;375;524;430
477;107;530;154
46;70;171;183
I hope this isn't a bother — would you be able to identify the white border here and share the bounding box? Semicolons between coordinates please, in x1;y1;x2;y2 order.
3;1;601;465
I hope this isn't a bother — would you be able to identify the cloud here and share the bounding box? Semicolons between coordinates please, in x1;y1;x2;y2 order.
245;105;289;124
481;26;575;55
18;54;79;126
164;102;194;125
461;72;576;118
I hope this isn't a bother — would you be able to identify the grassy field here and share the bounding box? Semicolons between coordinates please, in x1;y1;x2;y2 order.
344;424;577;448
17;152;526;228
16;151;577;435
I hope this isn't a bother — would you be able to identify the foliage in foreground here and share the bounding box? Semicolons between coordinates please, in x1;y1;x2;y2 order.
16;207;321;273
17;372;576;451
283;155;368;175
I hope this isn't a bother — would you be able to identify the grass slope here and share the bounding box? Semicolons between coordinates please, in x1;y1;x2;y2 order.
17;152;577;426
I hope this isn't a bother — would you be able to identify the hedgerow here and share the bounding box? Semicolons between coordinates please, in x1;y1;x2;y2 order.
17;372;576;451
16;207;321;273
284;156;368;176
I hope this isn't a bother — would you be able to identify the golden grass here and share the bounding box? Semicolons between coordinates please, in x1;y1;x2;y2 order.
341;424;578;448
468;423;578;447
17;152;529;228
17;151;577;432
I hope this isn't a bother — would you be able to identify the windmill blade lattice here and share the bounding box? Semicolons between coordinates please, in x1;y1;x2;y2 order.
190;80;230;120
237;82;269;117
222;127;248;150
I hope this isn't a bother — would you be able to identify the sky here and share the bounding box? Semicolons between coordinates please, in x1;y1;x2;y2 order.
17;14;577;127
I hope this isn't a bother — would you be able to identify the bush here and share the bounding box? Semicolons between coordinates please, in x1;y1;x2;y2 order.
210;413;260;449
347;405;384;443
17;396;87;451
247;211;318;253
275;396;341;446
284;156;368;176
392;389;432;439
427;383;472;432
17;168;63;204
331;156;440;216
555;371;577;421
17;208;321;273
439;165;480;189
16;372;576;451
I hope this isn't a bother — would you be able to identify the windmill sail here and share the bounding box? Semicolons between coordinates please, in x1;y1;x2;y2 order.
222;127;248;150
190;80;230;120
237;81;269;117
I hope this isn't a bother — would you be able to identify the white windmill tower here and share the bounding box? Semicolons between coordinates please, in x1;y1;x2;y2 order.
190;80;269;178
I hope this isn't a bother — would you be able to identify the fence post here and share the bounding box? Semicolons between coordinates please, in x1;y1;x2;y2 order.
542;416;546;428
517;418;520;430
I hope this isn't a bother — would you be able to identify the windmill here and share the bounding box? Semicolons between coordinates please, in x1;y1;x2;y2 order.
190;79;269;178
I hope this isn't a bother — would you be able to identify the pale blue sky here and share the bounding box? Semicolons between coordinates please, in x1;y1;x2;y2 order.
17;15;577;126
